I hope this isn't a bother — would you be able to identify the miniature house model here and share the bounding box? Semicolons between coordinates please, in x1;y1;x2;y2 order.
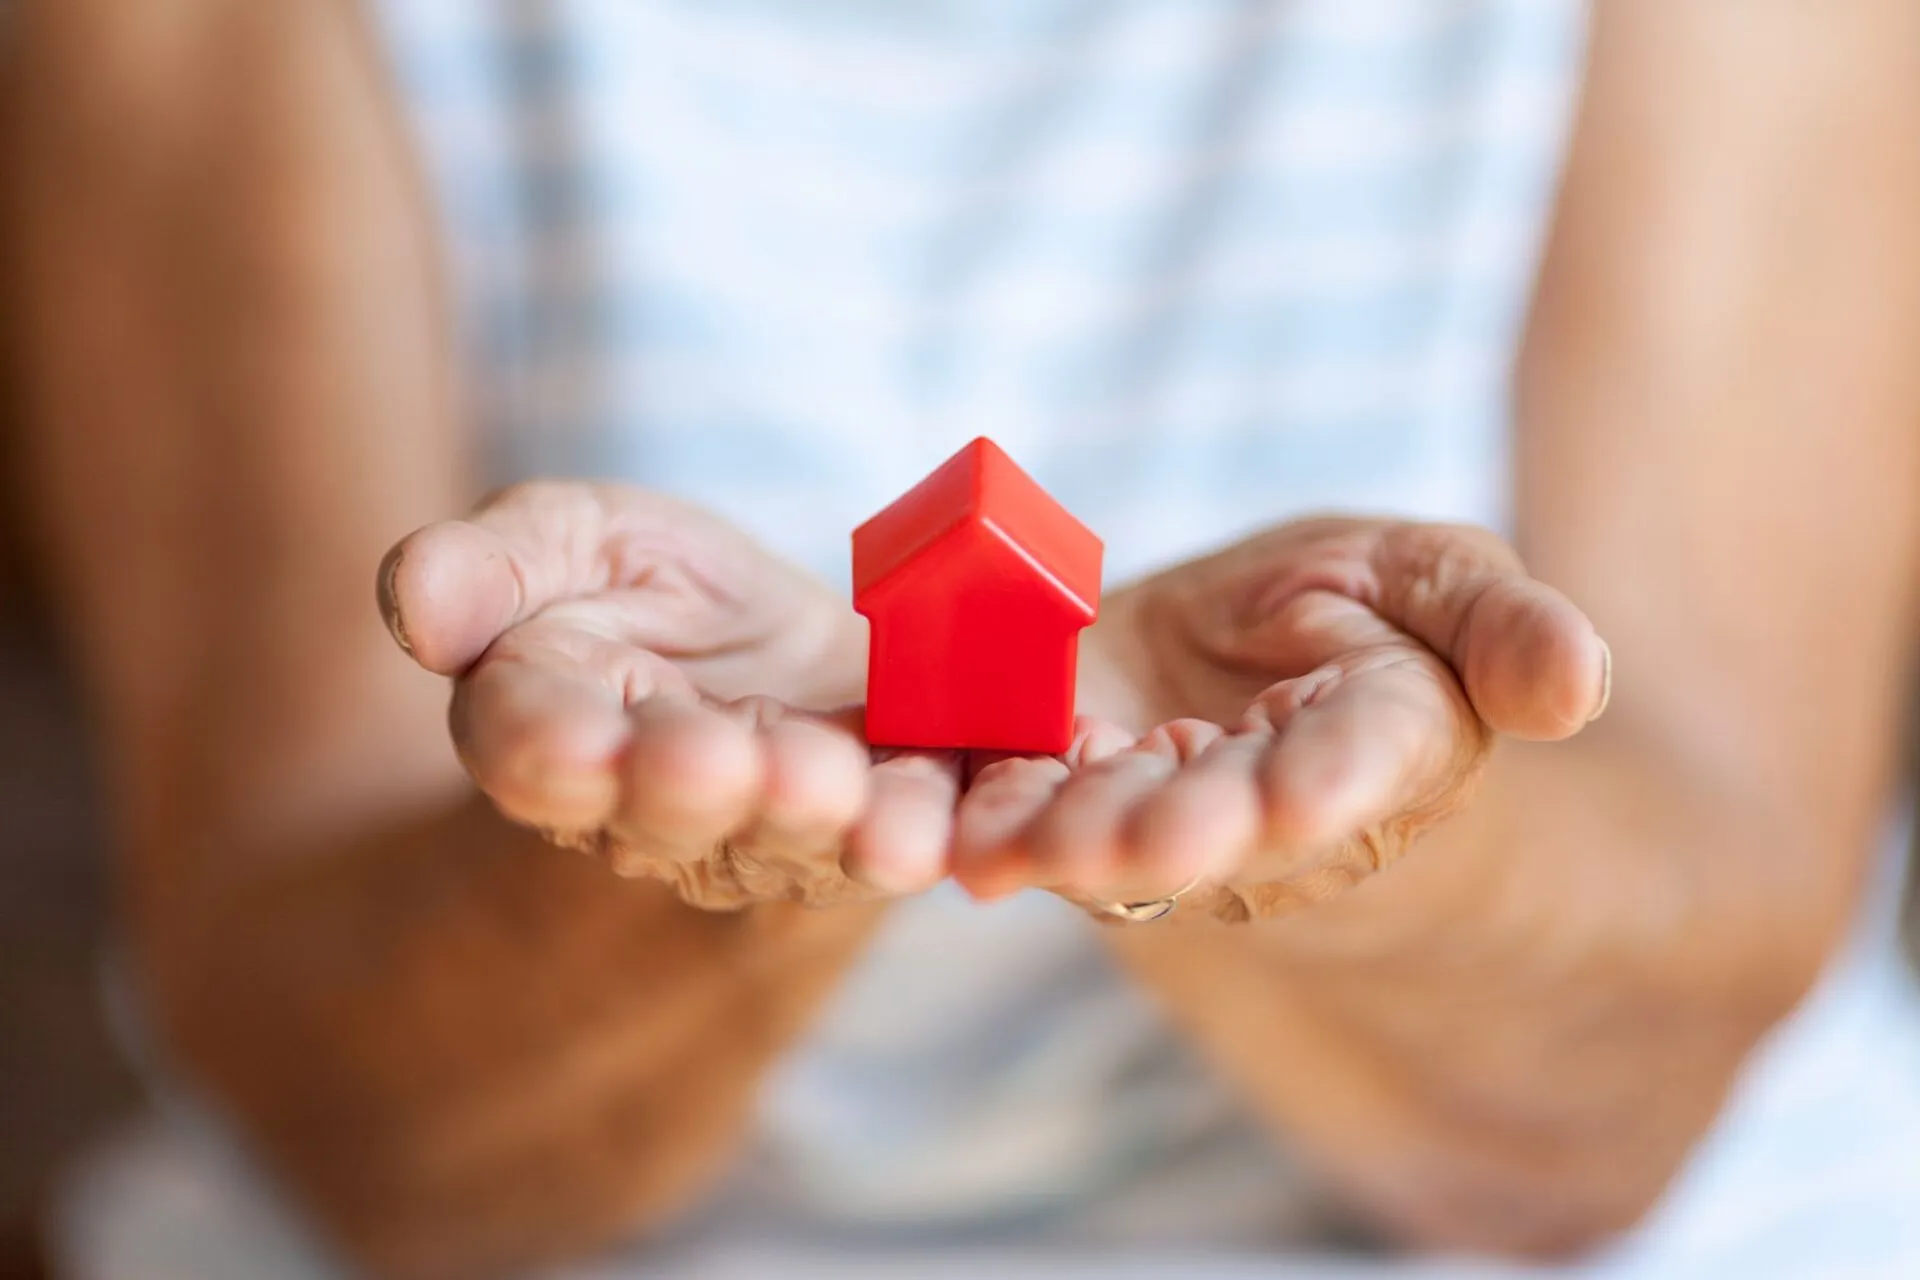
852;437;1103;753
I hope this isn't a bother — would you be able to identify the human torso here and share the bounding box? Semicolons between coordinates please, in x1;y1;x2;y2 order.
54;8;1920;1279
374;0;1587;1255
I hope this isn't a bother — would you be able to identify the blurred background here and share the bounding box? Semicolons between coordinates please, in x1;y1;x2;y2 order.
0;5;1916;1279
0;455;135;1280
10;419;1919;1280
0;24;137;1240
0;390;144;1280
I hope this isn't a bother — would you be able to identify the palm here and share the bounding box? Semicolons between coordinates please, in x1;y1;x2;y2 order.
382;483;959;908
952;519;1609;915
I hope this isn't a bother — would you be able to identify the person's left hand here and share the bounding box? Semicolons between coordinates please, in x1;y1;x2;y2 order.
949;518;1611;920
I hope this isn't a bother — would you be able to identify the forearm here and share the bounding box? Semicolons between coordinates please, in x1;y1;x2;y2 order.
160;794;882;1280
6;8;881;1276
1113;0;1920;1254
1108;720;1853;1255
2;0;458;775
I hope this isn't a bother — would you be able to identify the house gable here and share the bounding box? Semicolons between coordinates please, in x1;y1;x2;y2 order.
851;443;978;603
856;516;1088;628
852;437;1102;620
971;440;1102;619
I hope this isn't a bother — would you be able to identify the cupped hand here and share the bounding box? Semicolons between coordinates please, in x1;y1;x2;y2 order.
951;518;1610;920
378;482;955;909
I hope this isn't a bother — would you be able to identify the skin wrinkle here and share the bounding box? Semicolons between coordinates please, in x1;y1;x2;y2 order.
497;537;535;633
1062;530;1513;925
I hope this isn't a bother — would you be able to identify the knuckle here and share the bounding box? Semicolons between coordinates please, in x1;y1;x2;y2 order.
1390;523;1511;594
473;478;585;517
1409;521;1524;574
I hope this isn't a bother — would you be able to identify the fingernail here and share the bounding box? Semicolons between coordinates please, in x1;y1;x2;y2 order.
1588;638;1612;723
377;545;414;656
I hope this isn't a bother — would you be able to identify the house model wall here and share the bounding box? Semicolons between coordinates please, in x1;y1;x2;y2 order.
852;438;1103;753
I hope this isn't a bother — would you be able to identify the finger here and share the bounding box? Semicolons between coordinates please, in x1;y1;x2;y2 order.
1370;523;1608;739
1120;731;1266;890
951;717;1138;900
950;755;1069;899
1063;716;1146;769
380;481;748;676
723;701;871;870
452;623;691;832
843;751;963;894
959;716;1135;786
1120;662;1358;884
1247;654;1480;878
1023;720;1226;902
610;698;766;864
380;482;604;675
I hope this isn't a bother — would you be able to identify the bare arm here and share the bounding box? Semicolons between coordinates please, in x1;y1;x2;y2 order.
4;5;881;1276
1103;0;1920;1255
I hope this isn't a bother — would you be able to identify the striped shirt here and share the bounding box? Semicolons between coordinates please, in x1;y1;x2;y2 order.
53;3;1920;1278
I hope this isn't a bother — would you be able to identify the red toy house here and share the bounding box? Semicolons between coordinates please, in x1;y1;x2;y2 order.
852;437;1103;753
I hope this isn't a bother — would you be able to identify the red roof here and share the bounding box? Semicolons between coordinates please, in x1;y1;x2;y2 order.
852;437;1103;620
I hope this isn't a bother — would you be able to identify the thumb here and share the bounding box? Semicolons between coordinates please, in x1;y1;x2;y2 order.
378;481;686;676
1369;522;1610;740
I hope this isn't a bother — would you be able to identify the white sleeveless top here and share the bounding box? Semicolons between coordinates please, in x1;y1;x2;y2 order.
55;4;1920;1278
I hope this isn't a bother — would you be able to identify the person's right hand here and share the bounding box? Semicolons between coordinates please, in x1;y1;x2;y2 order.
377;482;960;910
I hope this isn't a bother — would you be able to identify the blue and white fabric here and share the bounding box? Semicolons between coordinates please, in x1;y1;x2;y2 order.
53;3;1920;1277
